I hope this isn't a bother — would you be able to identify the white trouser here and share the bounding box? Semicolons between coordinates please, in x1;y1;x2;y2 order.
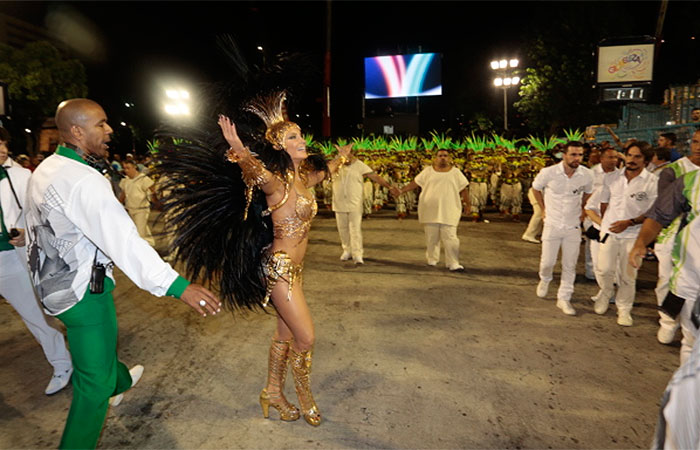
500;182;522;214
521;188;543;240
0;250;72;372
335;210;364;258
362;181;373;216
424;223;460;268
584;237;595;278
539;225;581;301
128;208;155;247
655;240;680;334
469;182;488;214
597;235;639;314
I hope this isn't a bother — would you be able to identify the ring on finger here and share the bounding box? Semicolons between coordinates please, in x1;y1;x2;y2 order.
199;299;207;307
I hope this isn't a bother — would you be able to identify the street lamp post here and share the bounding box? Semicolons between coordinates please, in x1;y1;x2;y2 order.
490;58;520;131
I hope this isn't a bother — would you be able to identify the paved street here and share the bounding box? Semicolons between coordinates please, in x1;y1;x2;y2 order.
1;209;678;449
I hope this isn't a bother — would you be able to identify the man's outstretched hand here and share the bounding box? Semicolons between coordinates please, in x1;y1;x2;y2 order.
180;283;222;317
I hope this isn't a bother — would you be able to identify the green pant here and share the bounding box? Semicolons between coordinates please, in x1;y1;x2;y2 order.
57;278;133;450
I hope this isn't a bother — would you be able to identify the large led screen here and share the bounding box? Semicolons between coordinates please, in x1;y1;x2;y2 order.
597;44;654;84
364;53;442;99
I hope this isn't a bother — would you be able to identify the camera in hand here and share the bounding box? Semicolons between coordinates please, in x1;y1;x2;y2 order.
9;228;19;238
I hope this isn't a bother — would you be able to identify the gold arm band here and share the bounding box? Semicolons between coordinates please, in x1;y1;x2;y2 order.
326;154;348;180
233;153;272;221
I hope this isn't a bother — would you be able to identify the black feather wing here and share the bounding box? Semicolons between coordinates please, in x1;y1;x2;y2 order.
152;128;272;313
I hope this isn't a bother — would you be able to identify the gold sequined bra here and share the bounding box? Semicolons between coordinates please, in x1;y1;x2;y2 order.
272;187;318;239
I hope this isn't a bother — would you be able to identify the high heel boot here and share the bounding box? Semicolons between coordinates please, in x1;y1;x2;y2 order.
260;340;300;421
290;347;322;426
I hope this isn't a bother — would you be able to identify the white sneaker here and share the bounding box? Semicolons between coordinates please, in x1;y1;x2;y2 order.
448;264;465;272
353;257;364;265
617;312;633;327
340;252;351;261
593;296;609;315
45;368;73;395
657;326;676;344
521;236;540;244
556;299;576;316
109;364;144;407
427;260;438;267
536;280;550;298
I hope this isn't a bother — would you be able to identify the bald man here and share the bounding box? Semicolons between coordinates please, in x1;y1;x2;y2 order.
25;98;222;449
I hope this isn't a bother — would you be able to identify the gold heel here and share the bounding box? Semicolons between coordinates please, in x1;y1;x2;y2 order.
260;389;270;418
290;347;321;426
262;340;300;421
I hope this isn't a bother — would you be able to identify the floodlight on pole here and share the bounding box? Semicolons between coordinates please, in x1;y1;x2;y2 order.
163;86;192;117
489;56;521;131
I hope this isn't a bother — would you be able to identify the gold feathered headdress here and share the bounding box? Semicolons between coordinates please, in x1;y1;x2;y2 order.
244;91;298;149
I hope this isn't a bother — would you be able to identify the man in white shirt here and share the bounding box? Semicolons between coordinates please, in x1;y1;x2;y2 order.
532;141;593;316
630;161;700;365
119;159;156;246
25;98;221;449
583;147;621;285
0;127;73;395
400;149;470;271
586;141;657;326
332;153;397;264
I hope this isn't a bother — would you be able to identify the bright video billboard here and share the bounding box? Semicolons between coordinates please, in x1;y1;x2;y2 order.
364;53;442;99
597;44;654;84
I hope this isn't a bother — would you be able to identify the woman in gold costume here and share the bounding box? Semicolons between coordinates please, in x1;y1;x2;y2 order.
217;93;350;426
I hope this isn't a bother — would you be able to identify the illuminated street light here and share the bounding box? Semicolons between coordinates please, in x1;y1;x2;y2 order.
257;46;263;51
163;87;192;117
120;121;127;126
24;128;31;133
489;56;521;131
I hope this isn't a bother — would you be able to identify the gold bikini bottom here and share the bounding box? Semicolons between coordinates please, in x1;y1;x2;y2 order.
262;250;304;307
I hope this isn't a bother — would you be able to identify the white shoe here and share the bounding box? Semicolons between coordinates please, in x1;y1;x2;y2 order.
340;252;351;261
448;264;465;272
556;299;576;316
521;236;540;244
593;296;609;315
45;368;73;395
353;257;364;265
536;280;550;298
109;364;144;407
585;272;596;281
427;260;438;267
657;326;676;344
617;312;633;327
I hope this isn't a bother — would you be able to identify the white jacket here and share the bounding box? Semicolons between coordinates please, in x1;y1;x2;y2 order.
26;147;183;315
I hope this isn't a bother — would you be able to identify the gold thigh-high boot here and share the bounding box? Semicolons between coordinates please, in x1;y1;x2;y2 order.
260;340;300;421
290;347;321;426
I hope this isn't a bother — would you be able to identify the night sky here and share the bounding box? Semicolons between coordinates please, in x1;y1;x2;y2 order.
2;1;698;146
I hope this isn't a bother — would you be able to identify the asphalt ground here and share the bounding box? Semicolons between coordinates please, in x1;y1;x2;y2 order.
0;207;679;449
